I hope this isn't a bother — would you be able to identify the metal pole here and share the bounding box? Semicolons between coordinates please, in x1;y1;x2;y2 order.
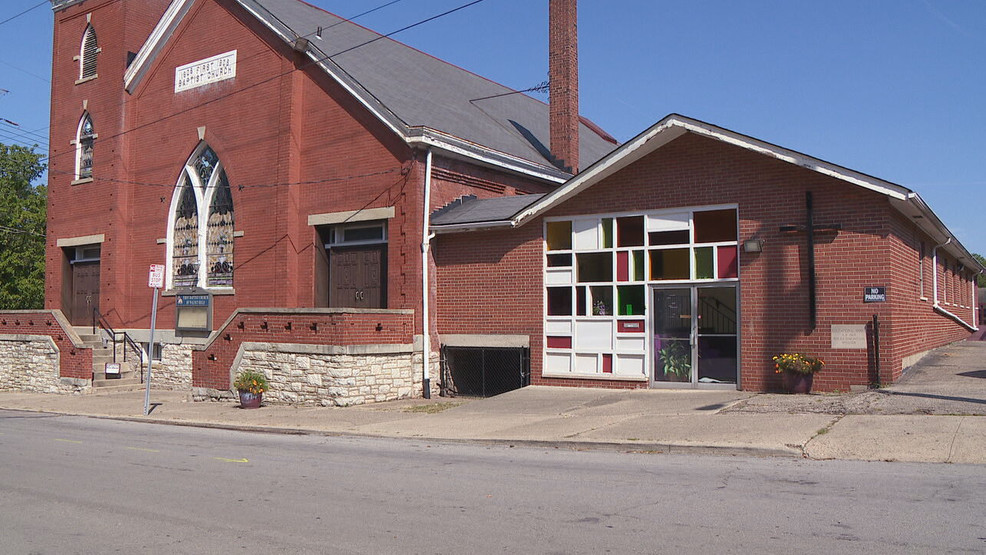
144;286;159;416
806;191;817;330
872;314;880;386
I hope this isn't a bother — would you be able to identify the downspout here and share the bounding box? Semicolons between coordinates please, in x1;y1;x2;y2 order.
931;237;951;307
421;149;434;398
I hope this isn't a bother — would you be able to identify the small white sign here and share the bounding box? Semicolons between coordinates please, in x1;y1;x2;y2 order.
105;362;120;376
831;324;867;349
149;264;165;289
175;50;237;93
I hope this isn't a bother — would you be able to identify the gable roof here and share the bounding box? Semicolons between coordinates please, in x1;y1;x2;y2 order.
432;113;984;273
120;0;618;182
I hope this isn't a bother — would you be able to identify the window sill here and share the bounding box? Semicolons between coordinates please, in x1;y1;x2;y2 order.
920;297;928;302
542;372;648;382
162;288;235;296
71;177;94;186
75;75;98;85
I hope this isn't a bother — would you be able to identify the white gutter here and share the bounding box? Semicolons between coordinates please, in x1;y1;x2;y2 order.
421;149;434;398
932;237;951;306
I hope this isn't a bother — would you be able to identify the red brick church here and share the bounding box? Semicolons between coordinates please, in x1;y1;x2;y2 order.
0;0;978;401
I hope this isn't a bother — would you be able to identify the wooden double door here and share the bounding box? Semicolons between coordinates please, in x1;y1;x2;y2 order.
70;261;100;326
328;245;385;309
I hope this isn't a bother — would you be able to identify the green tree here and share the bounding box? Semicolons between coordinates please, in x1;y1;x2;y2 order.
974;253;986;288
0;143;46;309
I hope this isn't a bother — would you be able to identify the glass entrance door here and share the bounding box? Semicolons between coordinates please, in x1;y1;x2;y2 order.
696;286;738;384
652;288;693;383
652;286;738;386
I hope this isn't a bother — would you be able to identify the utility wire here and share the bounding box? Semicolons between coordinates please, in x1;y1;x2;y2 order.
0;225;45;238
41;0;488;171
0;0;47;29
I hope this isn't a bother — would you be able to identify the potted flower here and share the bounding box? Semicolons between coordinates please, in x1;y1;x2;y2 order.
773;353;824;393
233;370;269;408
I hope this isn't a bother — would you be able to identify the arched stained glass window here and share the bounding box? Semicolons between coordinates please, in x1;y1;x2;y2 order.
75;112;94;180
172;176;199;288
168;143;235;290
80;25;98;80
206;171;234;287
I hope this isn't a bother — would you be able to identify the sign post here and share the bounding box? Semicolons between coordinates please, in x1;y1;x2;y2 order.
145;264;165;416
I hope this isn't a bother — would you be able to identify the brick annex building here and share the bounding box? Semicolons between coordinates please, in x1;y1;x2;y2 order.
0;0;979;400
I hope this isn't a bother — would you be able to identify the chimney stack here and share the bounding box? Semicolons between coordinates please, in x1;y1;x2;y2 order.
549;0;578;173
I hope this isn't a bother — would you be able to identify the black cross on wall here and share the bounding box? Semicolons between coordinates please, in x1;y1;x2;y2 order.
779;191;842;330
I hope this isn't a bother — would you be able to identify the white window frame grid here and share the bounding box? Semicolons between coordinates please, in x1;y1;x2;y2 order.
543;204;739;380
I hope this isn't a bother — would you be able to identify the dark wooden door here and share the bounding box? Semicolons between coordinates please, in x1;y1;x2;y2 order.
328;246;385;308
71;261;100;326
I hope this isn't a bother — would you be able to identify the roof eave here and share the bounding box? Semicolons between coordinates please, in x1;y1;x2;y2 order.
894;193;986;272
512;114;916;226
431;220;516;234
407;128;570;184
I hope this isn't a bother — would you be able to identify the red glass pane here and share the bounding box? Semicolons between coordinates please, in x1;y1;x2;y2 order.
602;354;613;373
546;336;572;349
616;251;629;282
717;245;738;278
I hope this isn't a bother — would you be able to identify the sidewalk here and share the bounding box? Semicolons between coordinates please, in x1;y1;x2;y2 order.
1;382;983;464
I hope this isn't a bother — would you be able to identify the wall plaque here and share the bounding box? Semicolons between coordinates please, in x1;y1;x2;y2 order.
175;50;237;93
831;324;867;349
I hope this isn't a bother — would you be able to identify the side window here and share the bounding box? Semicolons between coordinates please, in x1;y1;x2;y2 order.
75;112;94;180
79;24;99;81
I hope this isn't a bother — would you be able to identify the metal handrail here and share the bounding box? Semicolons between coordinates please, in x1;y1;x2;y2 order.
94;312;146;381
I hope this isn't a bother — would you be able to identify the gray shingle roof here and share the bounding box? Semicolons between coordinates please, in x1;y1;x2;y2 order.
245;0;616;172
430;194;545;227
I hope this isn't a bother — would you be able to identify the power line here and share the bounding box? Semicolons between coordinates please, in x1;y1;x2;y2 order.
42;0;489;171
0;225;45;238
0;59;51;83
0;1;48;28
1;118;50;144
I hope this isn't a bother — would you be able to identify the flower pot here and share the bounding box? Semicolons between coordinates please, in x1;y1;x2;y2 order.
238;390;262;409
782;372;814;394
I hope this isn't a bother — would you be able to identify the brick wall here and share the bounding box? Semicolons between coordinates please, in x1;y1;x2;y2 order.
435;132;974;392
191;308;413;390
0;310;93;381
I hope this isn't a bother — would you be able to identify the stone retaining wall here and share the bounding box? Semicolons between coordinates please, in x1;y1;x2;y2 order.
196;342;418;406
0;335;89;394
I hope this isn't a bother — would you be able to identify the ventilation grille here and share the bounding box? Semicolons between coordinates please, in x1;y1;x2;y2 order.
81;26;98;79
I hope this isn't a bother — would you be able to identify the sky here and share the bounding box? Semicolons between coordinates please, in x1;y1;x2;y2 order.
0;0;983;255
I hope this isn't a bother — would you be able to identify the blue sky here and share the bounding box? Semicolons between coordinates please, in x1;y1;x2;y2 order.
0;0;982;255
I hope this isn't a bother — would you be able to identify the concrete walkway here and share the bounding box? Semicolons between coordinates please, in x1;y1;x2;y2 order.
0;341;984;464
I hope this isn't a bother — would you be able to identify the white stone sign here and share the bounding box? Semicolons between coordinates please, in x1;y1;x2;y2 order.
831;324;867;349
175;50;237;93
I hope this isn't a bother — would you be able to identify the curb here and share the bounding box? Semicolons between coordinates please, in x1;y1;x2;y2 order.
1;405;806;459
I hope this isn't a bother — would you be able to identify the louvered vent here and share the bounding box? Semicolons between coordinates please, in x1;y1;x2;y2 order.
81;26;98;79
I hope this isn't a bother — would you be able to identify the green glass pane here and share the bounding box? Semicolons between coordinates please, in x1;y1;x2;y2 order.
649;249;689;280
602;218;614;248
618;285;645;315
695;247;713;279
632;250;644;281
546;221;572;251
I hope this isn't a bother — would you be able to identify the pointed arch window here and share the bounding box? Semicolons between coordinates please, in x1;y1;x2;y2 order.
168;144;235;290
79;24;99;81
75;112;94;180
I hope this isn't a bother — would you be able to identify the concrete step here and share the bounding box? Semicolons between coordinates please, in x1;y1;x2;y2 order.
93;376;141;388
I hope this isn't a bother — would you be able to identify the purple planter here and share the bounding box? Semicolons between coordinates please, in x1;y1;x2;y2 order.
782;372;814;394
239;391;262;409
